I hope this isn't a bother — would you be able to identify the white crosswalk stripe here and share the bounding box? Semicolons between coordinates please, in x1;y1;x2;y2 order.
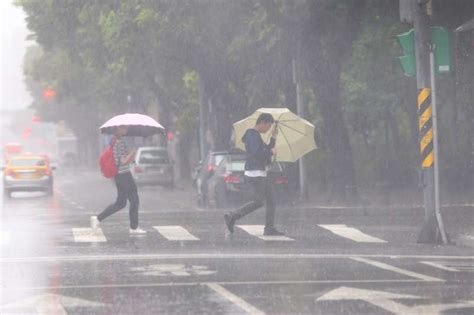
72;228;107;243
0;230;10;245
237;225;294;241
318;224;387;243
153;226;200;241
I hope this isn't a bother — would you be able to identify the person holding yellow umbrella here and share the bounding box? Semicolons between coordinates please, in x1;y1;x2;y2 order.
224;108;317;236
224;113;283;236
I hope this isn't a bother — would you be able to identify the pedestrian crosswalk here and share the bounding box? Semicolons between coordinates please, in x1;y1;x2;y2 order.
237;225;294;241
72;228;107;243
153;226;200;241
318;224;387;243
1;224;390;245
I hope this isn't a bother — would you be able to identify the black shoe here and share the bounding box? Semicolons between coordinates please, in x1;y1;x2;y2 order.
224;214;235;234
264;227;285;236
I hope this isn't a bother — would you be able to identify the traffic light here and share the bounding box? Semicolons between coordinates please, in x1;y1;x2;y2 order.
396;27;451;77
22;127;32;139
32;115;42;123
397;29;416;77
43;88;56;102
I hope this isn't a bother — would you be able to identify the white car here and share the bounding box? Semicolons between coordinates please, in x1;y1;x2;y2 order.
131;147;174;187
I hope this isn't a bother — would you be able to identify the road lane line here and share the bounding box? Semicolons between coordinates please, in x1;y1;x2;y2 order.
153;226;199;241
72;228;107;243
318;224;387;243
351;257;443;282
207;283;265;315
1;254;473;263
0;230;10;245
5;279;427;291
237;225;294;241
420;261;474;272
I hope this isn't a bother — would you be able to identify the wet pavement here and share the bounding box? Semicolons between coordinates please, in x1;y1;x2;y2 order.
1;169;474;314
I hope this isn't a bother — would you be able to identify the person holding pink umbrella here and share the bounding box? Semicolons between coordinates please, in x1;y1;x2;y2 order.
91;113;164;234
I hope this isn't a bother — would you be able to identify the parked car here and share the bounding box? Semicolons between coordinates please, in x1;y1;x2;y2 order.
195;151;237;207
2;154;55;197
196;150;292;208
131;147;174;187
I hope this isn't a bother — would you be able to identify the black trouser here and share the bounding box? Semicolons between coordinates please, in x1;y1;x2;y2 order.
98;171;139;229
230;176;275;229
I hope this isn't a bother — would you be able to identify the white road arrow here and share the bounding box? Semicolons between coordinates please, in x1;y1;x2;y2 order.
1;293;106;315
317;286;474;315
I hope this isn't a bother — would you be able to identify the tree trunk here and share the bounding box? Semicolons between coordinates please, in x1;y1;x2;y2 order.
314;74;359;203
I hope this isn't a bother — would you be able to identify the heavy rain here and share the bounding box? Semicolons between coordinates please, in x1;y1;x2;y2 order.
1;0;474;314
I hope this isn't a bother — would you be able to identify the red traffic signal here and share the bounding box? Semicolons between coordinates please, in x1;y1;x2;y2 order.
22;127;32;139
32;115;42;123
43;88;56;101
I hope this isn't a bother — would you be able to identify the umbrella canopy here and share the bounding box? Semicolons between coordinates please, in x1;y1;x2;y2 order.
100;113;165;137
233;108;317;162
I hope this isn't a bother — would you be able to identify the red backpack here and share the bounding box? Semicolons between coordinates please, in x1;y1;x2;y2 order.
99;138;117;178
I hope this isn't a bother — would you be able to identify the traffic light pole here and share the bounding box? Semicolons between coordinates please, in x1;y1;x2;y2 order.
430;47;448;244
414;0;447;244
293;58;308;200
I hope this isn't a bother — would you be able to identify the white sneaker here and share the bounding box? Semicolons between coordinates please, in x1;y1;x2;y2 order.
129;227;147;235
90;216;100;229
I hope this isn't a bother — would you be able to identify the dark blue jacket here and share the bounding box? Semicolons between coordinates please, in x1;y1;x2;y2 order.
242;129;276;171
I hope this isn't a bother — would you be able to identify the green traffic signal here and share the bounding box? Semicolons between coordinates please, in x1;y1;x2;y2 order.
397;29;415;54
397;29;416;77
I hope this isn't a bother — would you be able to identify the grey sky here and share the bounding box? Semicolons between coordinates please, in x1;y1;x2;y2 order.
1;0;32;111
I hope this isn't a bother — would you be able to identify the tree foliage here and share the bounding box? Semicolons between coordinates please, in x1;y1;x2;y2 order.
16;0;474;199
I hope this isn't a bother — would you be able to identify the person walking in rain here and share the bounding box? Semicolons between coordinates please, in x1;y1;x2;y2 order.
91;126;146;234
224;113;285;236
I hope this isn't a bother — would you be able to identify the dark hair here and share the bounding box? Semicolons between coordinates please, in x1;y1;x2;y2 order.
256;113;274;125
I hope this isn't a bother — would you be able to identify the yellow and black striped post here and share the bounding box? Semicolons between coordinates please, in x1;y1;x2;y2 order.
418;88;434;169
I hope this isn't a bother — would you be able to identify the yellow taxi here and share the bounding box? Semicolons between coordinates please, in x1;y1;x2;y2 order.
2;154;55;198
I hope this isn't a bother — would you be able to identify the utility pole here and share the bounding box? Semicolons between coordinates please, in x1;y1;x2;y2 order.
413;0;446;244
198;73;207;161
293;58;308;200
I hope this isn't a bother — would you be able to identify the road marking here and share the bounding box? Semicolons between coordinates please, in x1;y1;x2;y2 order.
131;264;216;277
318;224;387;243
78;206;85;210
153;226;199;241
0;293;106;314
207;283;265;315
317;286;417;314
1;253;474;264
317;286;474;315
421;260;474;272
0;230;10;245
351;257;443;282
237;225;294;241
6;279;428;292
72;228;107;243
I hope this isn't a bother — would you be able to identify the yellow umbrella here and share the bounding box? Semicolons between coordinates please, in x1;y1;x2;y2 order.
233;108;317;162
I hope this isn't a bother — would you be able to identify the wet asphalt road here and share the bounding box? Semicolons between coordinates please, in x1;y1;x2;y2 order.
1;169;474;314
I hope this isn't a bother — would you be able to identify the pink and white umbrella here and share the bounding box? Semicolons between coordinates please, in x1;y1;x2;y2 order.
100;113;165;137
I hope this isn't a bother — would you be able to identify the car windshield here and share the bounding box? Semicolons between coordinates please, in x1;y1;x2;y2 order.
212;154;226;166
10;159;46;167
139;150;169;164
227;160;246;171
